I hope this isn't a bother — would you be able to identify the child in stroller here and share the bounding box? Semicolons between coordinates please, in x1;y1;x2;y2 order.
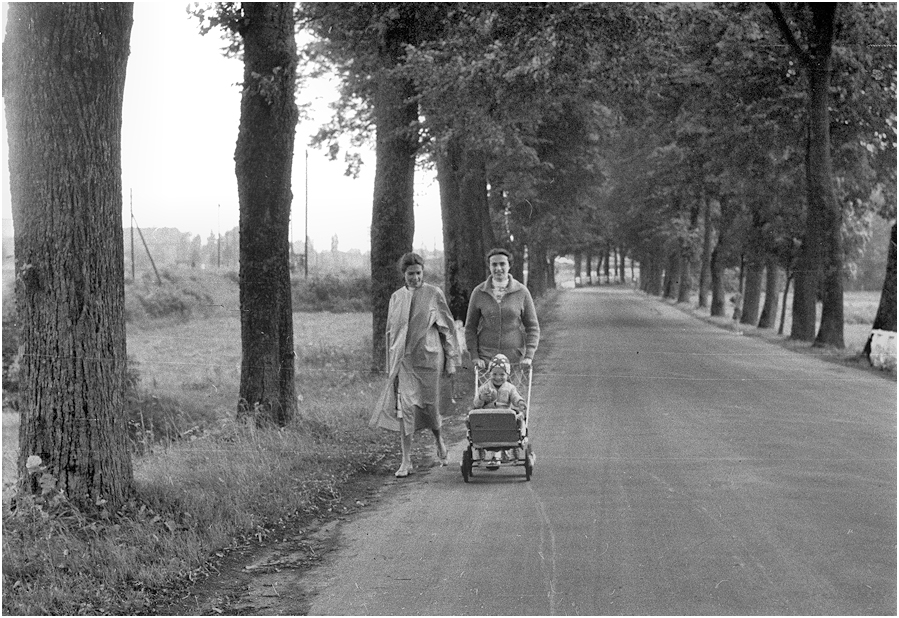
472;354;526;470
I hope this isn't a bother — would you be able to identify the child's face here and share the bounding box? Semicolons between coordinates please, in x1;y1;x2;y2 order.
489;366;507;386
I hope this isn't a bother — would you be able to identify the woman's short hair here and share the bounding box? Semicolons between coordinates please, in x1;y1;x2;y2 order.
486;247;512;263
398;252;425;274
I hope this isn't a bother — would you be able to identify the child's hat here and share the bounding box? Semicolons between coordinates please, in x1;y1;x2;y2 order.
488;353;511;375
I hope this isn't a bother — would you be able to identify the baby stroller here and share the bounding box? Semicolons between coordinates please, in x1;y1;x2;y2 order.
460;362;536;482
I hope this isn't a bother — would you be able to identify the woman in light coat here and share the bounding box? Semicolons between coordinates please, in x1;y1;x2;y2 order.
370;252;459;477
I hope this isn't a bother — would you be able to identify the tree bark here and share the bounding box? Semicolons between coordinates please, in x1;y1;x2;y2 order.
4;2;135;509
757;257;780;328
698;198;714;309
235;3;298;427
663;249;679;299
740;257;764;326
806;6;844;348
710;243;727;317
573;251;583;287
677;252;692;303
370;19;419;372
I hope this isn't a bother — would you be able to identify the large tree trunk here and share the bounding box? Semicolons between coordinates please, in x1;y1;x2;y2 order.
370;21;418;372
770;4;840;345
236;3;298;427
437;139;495;319
757;257;780;329
4;3;135;510
863;223;898;358
807;7;843;348
740;256;765;326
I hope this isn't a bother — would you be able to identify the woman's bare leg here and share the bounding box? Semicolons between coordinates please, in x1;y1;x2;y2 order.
396;419;413;477
432;428;448;465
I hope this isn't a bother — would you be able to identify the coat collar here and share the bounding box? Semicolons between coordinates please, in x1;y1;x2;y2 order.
475;276;524;295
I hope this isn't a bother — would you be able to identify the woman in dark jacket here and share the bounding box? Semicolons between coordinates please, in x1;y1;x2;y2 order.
464;247;540;370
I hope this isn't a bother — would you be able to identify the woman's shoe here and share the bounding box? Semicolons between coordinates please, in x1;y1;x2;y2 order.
485;458;500;470
395;464;412;478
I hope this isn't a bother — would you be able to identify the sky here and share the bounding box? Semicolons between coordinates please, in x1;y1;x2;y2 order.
1;2;445;252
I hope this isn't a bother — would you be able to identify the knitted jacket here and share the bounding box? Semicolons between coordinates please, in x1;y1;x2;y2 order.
464;276;540;364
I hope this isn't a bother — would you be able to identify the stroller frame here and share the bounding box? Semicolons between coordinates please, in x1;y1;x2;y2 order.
460;363;536;482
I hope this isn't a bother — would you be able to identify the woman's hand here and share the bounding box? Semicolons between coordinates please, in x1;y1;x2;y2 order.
520;357;532;368
475;359;486;370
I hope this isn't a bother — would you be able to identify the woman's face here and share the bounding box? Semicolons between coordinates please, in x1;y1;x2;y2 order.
404;264;423;289
489;255;510;281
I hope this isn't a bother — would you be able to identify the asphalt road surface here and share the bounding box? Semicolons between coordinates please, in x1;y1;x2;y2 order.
303;287;896;615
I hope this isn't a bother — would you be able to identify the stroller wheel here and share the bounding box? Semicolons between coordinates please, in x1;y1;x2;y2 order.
524;443;534;481
461;447;473;483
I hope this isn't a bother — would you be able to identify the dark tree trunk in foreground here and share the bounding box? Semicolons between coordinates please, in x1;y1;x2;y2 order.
740;257;764;326
4;2;135;510
863;223;898;358
757;257;780;328
370;18;418;371
235;3;298;426
769;3;843;346
438;139;494;319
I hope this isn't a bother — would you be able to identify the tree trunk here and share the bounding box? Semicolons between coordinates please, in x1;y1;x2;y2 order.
663;249;679;299
757;257;780;329
235;3;298;427
574;251;583;287
779;272;792;335
603;244;611;284
710;243;727;317
585;253;593;285
528;241;547;297
618;247;627;283
677;252;692;303
370;22;418;372
698;198;714;309
4;3;135;510
740;257;764;326
806;7;843;348
864;223;898;358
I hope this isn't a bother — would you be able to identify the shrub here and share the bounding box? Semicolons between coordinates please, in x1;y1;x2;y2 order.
292;274;370;312
126;270;215;321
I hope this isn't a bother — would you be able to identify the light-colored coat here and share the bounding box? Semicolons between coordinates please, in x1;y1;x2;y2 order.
370;283;459;435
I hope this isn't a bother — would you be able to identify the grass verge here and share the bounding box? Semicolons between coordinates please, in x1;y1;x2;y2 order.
1;302;487;615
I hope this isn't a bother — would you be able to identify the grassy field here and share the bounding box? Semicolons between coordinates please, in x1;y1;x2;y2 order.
0;268;890;614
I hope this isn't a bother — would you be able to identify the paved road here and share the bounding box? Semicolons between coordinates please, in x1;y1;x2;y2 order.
303;287;896;615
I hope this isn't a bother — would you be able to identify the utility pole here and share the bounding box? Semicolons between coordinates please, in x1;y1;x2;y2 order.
304;148;309;279
130;188;135;281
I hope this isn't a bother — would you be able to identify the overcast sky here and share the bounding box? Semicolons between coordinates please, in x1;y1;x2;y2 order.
1;2;444;252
